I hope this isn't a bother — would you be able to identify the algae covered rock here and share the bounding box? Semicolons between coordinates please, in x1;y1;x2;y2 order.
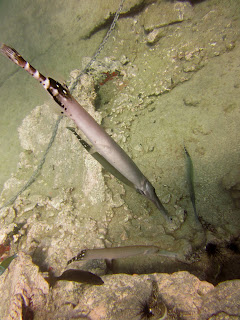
141;0;193;32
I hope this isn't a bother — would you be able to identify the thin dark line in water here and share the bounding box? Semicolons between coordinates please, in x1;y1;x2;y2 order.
0;0;125;209
0;116;62;209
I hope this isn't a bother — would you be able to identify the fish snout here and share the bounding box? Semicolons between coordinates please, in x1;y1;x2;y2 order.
139;180;172;222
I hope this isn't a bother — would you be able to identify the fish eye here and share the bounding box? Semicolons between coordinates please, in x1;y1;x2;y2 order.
136;188;144;195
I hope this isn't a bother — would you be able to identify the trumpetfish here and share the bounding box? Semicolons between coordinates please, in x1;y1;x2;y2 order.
0;44;171;222
67;245;179;265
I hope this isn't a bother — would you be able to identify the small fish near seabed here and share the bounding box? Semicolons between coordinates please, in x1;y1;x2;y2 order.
44;269;104;287
0;254;17;275
0;43;172;223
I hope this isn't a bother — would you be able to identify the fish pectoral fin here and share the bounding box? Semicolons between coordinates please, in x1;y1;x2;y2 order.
105;258;115;272
67;126;134;188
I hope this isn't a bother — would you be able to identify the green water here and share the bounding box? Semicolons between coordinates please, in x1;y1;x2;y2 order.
0;0;239;285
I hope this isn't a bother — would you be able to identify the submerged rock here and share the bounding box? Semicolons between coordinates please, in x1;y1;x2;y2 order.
0;254;239;320
142;1;193;32
0;252;49;320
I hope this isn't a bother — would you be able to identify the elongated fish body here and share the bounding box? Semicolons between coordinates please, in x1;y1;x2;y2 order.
67;245;178;265
184;146;201;226
67;127;134;187
0;44;171;221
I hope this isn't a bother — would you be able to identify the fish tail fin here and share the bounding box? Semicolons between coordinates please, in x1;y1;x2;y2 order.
44;276;57;287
